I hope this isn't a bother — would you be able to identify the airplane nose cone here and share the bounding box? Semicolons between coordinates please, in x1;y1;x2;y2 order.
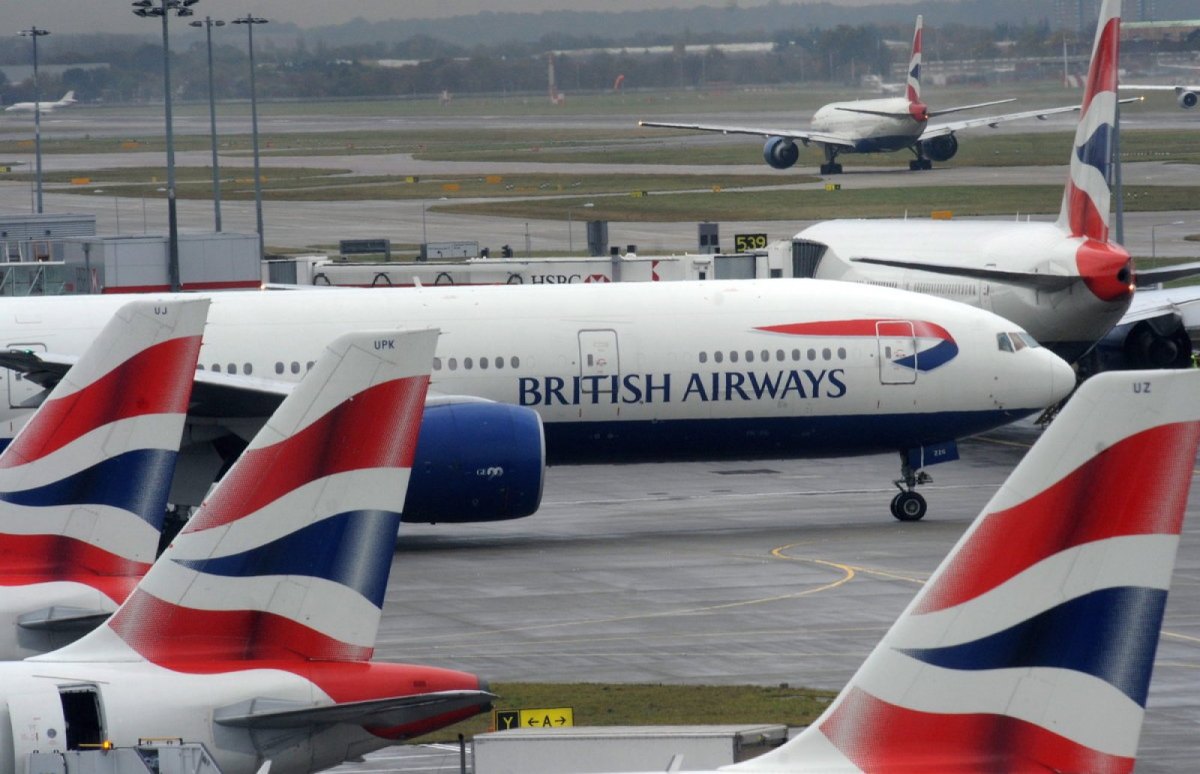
1045;348;1077;406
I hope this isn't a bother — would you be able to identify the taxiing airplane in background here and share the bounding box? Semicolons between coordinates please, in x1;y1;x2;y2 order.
602;366;1200;772
0;299;207;659
4;329;492;774
787;0;1151;369
0;280;1073;522
4;91;76;114
640;16;1088;174
1122;83;1198;109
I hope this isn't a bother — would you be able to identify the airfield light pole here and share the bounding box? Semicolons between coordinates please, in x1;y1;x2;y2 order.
190;16;225;232
1151;220;1185;260
233;14;268;259
18;27;50;215
132;0;197;293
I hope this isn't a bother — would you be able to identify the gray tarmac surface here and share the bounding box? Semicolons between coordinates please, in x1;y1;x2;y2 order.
356;421;1200;773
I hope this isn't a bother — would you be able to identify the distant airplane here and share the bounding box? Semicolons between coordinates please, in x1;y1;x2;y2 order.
602;366;1200;772
1121;83;1198;109
0;279;1074;522
786;0;1149;370
640;16;1088;174
8;329;491;774
0;299;207;659
4;90;76;113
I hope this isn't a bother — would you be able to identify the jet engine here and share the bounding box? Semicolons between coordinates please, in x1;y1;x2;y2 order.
402;400;545;523
1086;313;1194;373
763;136;800;170
919;134;959;162
1178;90;1198;109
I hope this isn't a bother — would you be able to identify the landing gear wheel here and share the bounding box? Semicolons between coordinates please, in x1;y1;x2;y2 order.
909;158;932;171
890;491;927;522
820;162;843;175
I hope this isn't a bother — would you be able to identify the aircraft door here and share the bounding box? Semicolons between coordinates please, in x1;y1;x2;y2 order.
876;321;917;385
577;329;620;417
59;686;105;751
8;683;68;763
4;343;47;410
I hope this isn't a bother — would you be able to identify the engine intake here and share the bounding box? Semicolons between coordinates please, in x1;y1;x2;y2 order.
919;134;959;162
402;401;545;523
1178;90;1198;109
763;136;800;170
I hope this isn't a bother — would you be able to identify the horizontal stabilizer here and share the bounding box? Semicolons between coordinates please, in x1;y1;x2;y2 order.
0;349;75;390
850;256;1077;291
1134;261;1200;287
214;690;495;730
18;606;112;631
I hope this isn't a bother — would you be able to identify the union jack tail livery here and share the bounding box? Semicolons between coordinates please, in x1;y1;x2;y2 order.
0;298;207;658
732;368;1200;773
905;15;923;105
71;328;438;663
1057;0;1120;243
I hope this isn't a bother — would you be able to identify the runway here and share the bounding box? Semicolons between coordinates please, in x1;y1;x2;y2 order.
360;421;1200;773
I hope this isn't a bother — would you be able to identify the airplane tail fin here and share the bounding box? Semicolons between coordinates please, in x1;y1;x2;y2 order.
61;91;76;104
733;368;1200;773
0;299;207;585
48;329;438;665
906;15;923;104
1057;0;1121;242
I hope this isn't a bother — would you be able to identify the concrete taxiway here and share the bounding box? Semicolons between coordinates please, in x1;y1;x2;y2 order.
360;421;1200;773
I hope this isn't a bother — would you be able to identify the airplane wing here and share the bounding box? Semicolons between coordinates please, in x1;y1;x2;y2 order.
920;97;1144;140
833;98;1014;121
1121;84;1197;92
213;690;495;730
1120;286;1200;327
849;256;1077;291
1135;261;1200;287
637;120;854;148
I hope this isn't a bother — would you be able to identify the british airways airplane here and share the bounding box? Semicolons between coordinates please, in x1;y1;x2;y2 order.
792;0;1166;371
0;329;492;774
640;16;1088;174
0;280;1073;522
601;366;1200;773
0;299;207;659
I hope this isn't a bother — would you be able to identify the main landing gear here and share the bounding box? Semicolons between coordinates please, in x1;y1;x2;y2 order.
820;146;843;175
890;458;931;521
908;147;932;171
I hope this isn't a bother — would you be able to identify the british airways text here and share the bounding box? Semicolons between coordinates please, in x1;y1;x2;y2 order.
519;369;847;406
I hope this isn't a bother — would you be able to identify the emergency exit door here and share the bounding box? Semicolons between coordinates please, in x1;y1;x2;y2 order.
876;321;917;385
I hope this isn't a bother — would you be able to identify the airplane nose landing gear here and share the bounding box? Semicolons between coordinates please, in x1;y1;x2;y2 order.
891;458;931;521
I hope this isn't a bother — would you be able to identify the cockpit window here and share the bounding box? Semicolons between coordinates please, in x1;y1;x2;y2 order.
997;333;1014;353
1016;332;1041;349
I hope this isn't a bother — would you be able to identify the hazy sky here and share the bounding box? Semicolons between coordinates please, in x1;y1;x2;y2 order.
8;0;918;36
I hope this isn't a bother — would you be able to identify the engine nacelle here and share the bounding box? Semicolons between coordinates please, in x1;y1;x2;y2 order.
919;134;959;162
763;136;800;170
1086;314;1194;373
1178;90;1198;109
402;400;545;523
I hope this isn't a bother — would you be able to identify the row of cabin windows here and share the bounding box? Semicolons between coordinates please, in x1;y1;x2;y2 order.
433;356;520;372
698;347;847;365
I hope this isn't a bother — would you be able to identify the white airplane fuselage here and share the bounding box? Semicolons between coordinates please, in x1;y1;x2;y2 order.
0;645;484;774
801;219;1134;364
810;97;926;153
0;281;1071;466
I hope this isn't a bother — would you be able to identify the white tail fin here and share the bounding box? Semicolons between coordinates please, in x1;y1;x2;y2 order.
1057;0;1121;241
733;368;1200;772
43;329;439;665
61;91;76;104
